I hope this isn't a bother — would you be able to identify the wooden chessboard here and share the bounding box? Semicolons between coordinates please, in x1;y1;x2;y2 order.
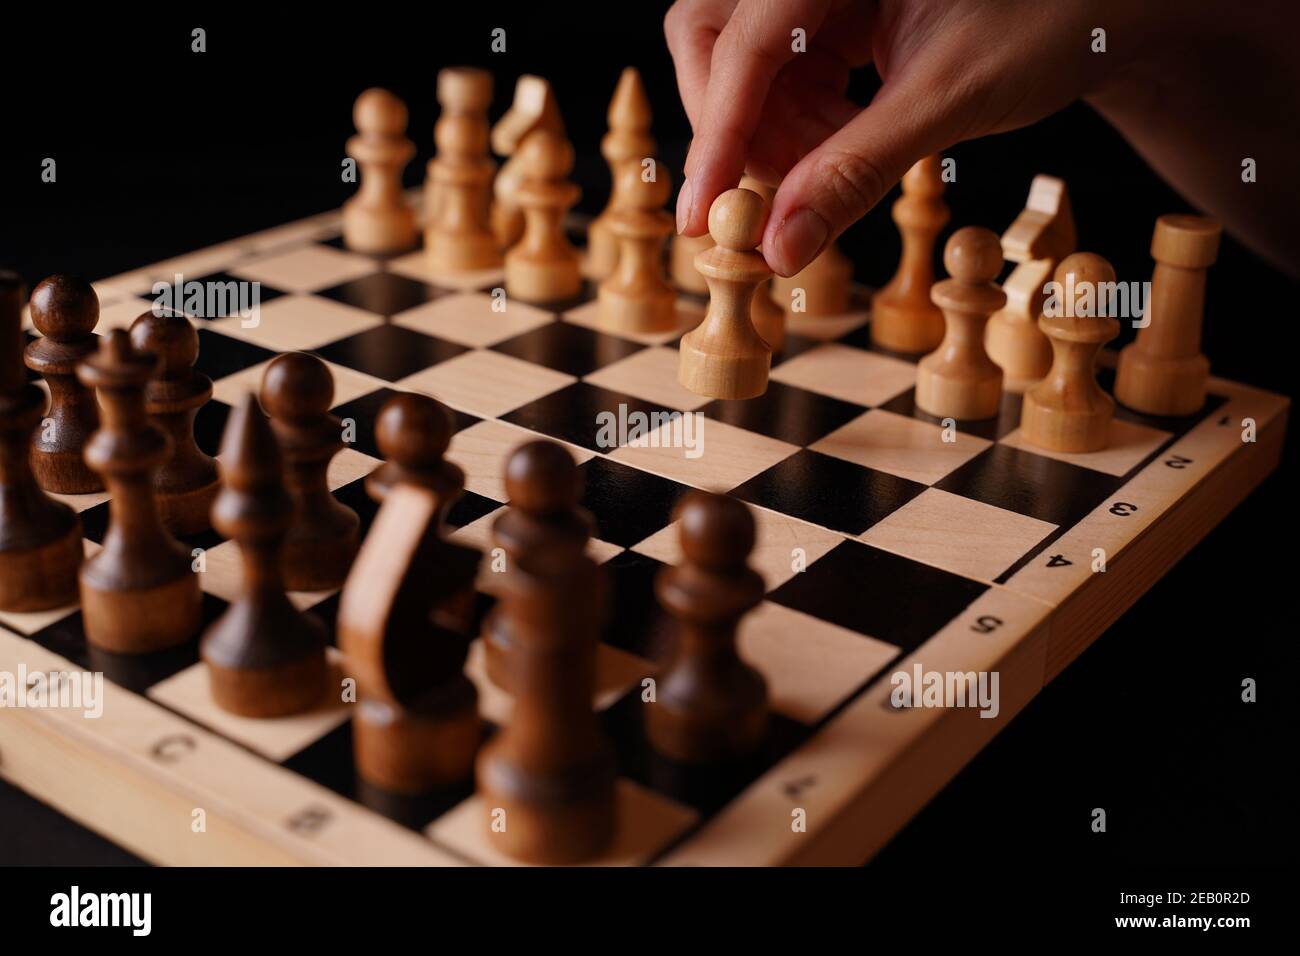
0;200;1288;866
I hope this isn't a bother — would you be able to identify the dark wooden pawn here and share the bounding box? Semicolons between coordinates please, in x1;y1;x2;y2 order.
646;492;767;763
25;275;104;492
77;331;201;654
259;353;359;592
365;392;459;503
0;273;83;611
482;436;592;692
366;390;478;655
338;478;482;794
476;440;616;864
201;393;328;717
129;309;219;535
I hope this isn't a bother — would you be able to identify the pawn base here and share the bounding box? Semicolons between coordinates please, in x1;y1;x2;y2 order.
31;446;105;495
597;283;676;334
870;294;946;355
678;327;770;400
0;514;82;612
203;641;328;718
645;678;767;764
915;357;1003;422
476;749;617;864
353;680;482;794
1020;389;1114;453
79;567;201;655
427;228;502;274
772;251;852;316
343;202;418;256
505;251;581;305
1115;345;1209;418
157;477;220;537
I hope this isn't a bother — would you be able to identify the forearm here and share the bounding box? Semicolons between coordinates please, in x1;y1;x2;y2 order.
1086;0;1300;275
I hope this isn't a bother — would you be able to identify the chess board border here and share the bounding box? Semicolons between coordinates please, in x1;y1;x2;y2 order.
0;201;1289;867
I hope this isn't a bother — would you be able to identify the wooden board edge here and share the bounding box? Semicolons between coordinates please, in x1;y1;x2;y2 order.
1045;403;1287;679
0;631;461;867
768;405;1286;866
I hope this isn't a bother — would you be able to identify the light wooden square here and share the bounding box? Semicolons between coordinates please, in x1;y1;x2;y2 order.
387;250;505;292
771;343;916;407
447;509;503;591
230;245;378;293
210;357;388;406
244;217;341;254
609;418;796;492
859;488;1057;583
633;503;841;591
393;291;553;348
89;267;158;300
147;649;350;762
999;418;1173;477
812;409;992;486
326;447;382;491
740;601;899;724
562;297;705;346
448;418;594;502
149;242;250;281
785;302;871;341
195;539;343;610
97;297;153;332
427;778;696;867
49;488;112;514
452;511;622;595
397;349;574;418
90;277;148;304
465;637;652;728
207;294;378;351
583;346;712;412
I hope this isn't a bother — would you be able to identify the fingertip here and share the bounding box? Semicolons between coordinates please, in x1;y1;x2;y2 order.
675;178;694;235
764;207;829;277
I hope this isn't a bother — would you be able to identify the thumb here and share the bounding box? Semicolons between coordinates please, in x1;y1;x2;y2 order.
761;77;962;276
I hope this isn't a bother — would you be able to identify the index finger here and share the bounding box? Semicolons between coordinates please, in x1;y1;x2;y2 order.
664;0;738;131
678;0;837;235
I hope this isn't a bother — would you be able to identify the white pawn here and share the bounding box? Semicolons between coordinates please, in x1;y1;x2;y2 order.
597;163;675;333
343;89;418;255
914;227;1007;421
678;188;773;400
504;130;582;305
1020;253;1120;452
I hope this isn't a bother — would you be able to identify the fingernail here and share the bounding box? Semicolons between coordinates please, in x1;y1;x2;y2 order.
675;179;693;234
774;208;829;275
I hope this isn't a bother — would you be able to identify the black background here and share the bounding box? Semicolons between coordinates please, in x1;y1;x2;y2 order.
0;5;1294;882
